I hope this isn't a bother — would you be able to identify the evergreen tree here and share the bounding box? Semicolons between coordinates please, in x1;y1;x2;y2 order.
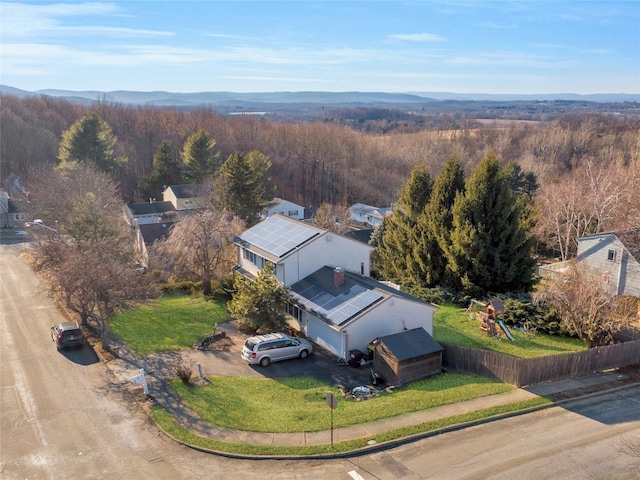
448;153;536;295
181;130;220;183
214;150;273;226
502;160;538;233
376;164;433;288
141;141;183;200
58;113;124;174
228;263;290;333
424;157;466;287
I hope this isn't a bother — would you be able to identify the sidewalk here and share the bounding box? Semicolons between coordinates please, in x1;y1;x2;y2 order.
99;335;640;455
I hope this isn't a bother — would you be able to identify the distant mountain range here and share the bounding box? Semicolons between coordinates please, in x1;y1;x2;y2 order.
2;85;638;108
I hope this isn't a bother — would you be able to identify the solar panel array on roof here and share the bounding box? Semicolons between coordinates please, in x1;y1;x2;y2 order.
239;216;320;257
328;289;382;324
291;281;383;326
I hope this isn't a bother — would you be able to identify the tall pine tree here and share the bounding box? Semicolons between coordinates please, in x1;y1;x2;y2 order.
58;113;124;175
140;140;183;200
181;130;220;183
424;157;466;288
214;150;273;226
448;153;536;295
376;164;433;289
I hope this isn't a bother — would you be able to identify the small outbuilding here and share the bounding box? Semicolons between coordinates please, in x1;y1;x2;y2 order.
373;327;443;386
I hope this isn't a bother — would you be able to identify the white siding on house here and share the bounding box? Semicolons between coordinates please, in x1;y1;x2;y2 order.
342;296;435;354
307;317;345;357
281;233;371;286
577;234;640;297
264;199;305;220
236;215;373;287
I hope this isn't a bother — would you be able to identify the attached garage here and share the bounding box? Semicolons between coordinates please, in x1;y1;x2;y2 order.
373;328;443;386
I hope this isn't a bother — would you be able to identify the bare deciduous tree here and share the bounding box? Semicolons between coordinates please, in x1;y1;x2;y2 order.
27;164;152;347
151;210;244;296
534;159;636;260
533;263;633;347
311;203;352;234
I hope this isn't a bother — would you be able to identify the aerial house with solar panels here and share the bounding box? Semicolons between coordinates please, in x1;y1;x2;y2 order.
233;214;374;287
233;214;437;360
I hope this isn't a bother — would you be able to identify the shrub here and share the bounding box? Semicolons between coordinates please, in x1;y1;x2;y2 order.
161;281;202;295
175;356;195;384
501;297;565;335
407;285;460;305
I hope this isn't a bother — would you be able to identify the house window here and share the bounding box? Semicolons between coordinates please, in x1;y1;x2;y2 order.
286;303;302;321
243;248;257;265
288;210;298;217
13;213;26;221
243;248;272;270
607;249;616;261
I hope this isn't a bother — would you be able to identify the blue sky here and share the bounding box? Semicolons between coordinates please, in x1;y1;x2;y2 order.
1;1;638;94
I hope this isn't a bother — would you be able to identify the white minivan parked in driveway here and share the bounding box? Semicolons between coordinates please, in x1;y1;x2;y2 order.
241;332;313;367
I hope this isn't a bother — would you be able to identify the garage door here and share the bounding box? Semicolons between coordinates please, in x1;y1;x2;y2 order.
308;319;344;358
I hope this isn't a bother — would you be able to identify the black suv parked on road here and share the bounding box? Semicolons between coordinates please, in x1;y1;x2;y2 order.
51;321;85;349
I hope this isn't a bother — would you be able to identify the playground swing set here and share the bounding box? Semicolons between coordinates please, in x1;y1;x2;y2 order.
469;299;516;341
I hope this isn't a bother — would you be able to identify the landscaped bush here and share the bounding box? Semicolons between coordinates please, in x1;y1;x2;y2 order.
161;281;202;295
501;298;565;336
407;285;460;306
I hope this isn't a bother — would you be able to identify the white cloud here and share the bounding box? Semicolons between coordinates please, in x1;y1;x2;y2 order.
388;33;447;42
0;2;171;39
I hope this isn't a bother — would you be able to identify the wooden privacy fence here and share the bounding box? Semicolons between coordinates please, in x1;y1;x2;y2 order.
442;340;640;387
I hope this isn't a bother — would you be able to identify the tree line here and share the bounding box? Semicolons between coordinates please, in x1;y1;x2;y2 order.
2;95;638;229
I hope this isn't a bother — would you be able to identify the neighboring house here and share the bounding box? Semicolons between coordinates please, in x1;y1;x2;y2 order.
163;184;207;221
287;266;438;359
0;189;28;228
373;328;443;386
345;228;374;245
123;200;176;227
261;198;305;221
575;229;640;297
349;203;392;227
134;221;175;268
234;214;374;287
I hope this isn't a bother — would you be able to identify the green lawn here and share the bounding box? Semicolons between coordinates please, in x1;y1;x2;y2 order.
110;295;228;355
151;396;550;456
434;303;588;358
170;372;515;432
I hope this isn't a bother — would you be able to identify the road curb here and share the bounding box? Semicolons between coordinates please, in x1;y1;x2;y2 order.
147;380;640;460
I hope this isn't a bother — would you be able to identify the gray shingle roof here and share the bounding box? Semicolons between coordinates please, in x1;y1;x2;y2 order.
139;222;175;245
377;327;442;361
127;201;175;216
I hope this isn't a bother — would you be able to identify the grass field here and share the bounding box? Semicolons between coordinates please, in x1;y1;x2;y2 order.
170;373;515;432
433;303;588;358
151;396;550;456
110;295;228;355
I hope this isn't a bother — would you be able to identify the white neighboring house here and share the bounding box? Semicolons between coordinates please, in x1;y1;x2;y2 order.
576;229;640;297
123;200;176;227
287;266;438;359
1;189;28;228
349;203;393;227
261;198;305;221
162;184;206;221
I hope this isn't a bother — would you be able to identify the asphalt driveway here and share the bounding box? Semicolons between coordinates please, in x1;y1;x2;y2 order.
140;320;374;390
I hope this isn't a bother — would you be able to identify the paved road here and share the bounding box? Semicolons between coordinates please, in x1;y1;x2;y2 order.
2;241;639;479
